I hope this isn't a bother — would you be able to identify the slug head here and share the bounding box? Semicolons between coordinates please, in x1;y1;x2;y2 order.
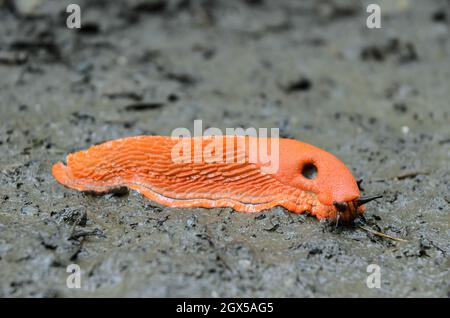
275;139;374;222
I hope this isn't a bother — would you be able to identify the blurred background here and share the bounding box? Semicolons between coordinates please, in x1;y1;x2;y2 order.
0;0;449;297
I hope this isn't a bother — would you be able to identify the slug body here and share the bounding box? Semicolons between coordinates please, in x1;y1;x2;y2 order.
52;136;367;222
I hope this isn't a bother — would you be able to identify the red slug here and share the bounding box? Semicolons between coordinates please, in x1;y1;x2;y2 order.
52;136;381;222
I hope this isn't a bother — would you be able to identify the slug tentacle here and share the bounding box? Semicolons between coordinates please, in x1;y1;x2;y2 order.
355;195;383;207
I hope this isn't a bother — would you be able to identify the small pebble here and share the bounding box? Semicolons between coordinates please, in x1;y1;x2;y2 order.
21;205;39;215
186;215;197;229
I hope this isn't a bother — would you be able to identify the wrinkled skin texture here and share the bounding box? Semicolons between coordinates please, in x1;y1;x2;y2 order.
52;136;363;221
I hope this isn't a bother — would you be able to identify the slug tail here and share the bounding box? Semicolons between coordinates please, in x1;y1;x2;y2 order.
52;161;125;194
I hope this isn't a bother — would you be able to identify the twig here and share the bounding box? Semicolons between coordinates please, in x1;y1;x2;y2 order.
395;171;429;180
357;225;408;242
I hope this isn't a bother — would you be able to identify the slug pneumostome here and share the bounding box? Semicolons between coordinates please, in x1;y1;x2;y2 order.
52;135;381;223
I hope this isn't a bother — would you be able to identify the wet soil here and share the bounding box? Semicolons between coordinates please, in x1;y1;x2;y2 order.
0;0;449;297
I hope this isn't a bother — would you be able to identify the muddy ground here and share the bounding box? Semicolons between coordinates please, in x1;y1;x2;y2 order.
0;0;449;297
